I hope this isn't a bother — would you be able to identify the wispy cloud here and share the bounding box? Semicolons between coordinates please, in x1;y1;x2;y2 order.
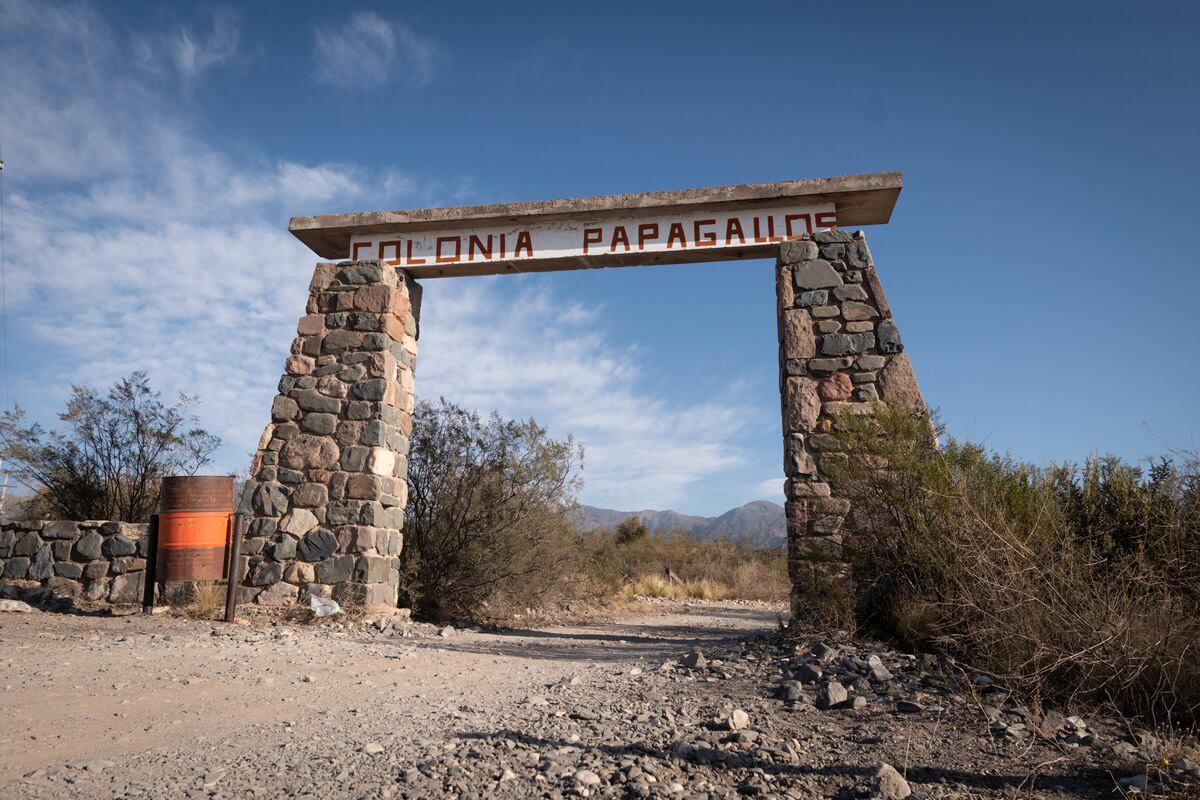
313;12;441;89
1;0;749;511
416;280;752;509
131;8;241;83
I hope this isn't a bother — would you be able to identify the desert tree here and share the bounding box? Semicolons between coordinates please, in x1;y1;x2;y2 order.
0;372;220;521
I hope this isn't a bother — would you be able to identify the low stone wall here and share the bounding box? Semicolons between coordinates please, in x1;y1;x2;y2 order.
0;520;151;604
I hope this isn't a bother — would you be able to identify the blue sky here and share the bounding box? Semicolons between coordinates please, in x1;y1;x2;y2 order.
1;0;1197;515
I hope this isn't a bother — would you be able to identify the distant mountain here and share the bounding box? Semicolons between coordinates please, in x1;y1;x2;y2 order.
573;500;786;549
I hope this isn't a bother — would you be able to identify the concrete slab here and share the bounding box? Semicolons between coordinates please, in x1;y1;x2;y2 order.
288;171;901;277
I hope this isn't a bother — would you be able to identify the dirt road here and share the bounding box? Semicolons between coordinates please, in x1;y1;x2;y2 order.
0;601;1139;798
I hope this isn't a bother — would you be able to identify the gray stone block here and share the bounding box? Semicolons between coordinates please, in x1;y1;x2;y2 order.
847;239;872;268
300;413;337;435
54;562;84;579
2;557;30;578
354;555;391;583
250;560;284;586
111;556;146;575
41;521;80;539
352;379;387;401
814;229;854;243
83;561;109;579
779;239;818;264
248;517;278;538
877;320;903;354
297;529;338;562
335;263;386;285
820;333;875;356
291;483;329;508
792;260;843;290
818;243;846;261
109;572;145;604
360;333;391;351
796;290;828;307
341;446;368;472
855;355;886;370
14;532;41;557
360;420;387;447
271;396;299;422
296;389;341;414
102;536;137;558
806;357;853;374
315;554;355;584
832;285;868;302
29;545;55;580
0;530;13;558
51;540;72;560
271;536;297;562
252;483;289;517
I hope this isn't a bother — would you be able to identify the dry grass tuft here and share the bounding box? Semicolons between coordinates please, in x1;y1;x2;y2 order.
176;582;226;620
621;575;733;601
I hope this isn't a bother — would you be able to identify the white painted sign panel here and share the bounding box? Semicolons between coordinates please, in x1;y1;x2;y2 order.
347;202;837;278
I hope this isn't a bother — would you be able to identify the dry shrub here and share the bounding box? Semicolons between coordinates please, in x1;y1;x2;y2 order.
580;528;789;604
826;404;1200;727
403;399;583;623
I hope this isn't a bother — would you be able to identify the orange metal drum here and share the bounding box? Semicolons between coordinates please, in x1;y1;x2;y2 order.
156;476;233;581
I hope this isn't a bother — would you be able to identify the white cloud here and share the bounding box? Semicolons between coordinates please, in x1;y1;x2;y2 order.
0;0;750;511
416;280;752;509
313;12;440;89
751;477;786;503
172;10;240;80
129;8;241;83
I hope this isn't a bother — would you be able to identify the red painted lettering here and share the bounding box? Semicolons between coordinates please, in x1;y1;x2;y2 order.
815;212;837;230
378;240;402;266
436;236;461;263
693;219;717;247
514;230;534;258
583;227;603;254
406;240;425;265
468;234;493;261
352;241;373;260
765;215;783;243
637;223;659;250
784;214;811;239
752;217;766;243
666;222;687;248
610;226;630;252
724;218;745;245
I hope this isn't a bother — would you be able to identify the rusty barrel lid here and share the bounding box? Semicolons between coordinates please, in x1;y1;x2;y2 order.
158;475;234;514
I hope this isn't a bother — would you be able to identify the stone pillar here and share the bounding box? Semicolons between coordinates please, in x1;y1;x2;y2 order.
239;260;420;608
775;231;924;621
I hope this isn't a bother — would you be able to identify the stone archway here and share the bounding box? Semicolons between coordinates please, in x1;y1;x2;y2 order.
235;172;924;616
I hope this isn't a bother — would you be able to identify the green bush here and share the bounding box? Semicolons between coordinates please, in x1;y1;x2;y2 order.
823;404;1200;726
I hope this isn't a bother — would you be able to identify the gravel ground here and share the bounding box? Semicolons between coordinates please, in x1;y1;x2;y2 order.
0;600;1193;799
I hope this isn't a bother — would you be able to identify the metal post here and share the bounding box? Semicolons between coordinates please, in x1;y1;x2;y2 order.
224;514;245;623
142;514;159;615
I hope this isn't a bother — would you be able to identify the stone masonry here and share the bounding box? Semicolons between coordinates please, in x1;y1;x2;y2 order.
0;519;151;604
775;231;924;620
238;260;420;608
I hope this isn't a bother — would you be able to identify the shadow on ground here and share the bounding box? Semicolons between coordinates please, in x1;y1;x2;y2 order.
387;606;778;664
